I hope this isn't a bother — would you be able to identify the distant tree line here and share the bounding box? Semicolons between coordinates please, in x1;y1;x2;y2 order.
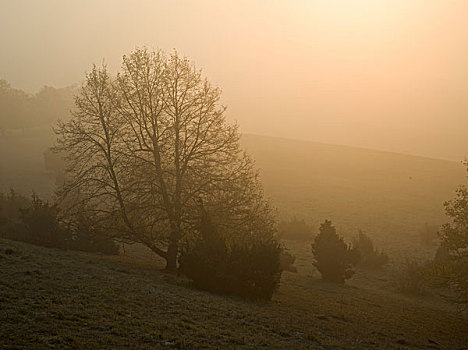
0;79;75;133
278;217;314;240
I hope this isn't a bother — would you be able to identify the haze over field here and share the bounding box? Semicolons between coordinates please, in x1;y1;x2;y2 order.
1;0;468;160
1;2;468;349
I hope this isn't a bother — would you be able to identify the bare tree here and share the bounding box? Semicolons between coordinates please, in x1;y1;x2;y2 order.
54;48;275;271
53;66;143;246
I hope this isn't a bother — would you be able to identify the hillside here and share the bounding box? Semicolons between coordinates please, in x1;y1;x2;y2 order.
1;130;466;250
241;134;466;251
1;238;467;349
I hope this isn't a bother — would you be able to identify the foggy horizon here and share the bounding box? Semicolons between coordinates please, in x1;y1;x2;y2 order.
1;0;468;161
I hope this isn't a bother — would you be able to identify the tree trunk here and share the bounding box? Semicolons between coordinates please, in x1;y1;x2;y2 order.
164;242;178;273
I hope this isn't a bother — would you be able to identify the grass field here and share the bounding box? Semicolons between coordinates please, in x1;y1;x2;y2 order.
2;131;465;259
2;129;467;349
1;238;467;349
2;129;465;240
241;134;466;252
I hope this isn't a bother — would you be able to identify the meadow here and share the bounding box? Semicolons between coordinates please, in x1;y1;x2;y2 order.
1;130;467;349
1;238;468;349
241;134;466;254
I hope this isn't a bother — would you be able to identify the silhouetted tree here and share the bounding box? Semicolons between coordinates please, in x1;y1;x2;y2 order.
432;161;468;307
54;48;274;271
352;231;388;269
312;220;358;283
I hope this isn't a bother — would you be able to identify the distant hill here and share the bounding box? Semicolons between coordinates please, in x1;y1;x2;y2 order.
1;130;466;249
241;134;466;247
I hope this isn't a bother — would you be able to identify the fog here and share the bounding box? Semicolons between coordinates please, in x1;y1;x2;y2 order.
2;2;468;348
1;0;468;160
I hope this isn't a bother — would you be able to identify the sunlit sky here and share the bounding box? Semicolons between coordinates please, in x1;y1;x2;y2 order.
1;0;467;160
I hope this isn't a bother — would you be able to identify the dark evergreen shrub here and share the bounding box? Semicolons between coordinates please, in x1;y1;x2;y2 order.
18;193;71;249
179;211;282;300
0;190;118;255
179;212;229;293
225;238;282;299
352;231;389;269
0;190;35;240
0;204;6;234
311;220;359;283
0;189;29;225
69;214;119;255
395;258;425;295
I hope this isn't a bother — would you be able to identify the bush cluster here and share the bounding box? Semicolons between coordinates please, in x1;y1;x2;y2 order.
279;250;297;272
179;211;282;300
436;183;468;307
0;190;118;255
352;231;389;269
433;244;451;265
18;193;71;249
311;220;359;283
278;217;314;241
67;213;120;255
419;223;440;246
395;258;426;295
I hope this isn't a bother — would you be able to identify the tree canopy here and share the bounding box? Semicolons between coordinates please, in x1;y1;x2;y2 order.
0;79;75;131
54;48;275;270
436;160;468;307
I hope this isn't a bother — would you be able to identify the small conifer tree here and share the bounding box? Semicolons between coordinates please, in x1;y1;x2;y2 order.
312;220;358;283
352;231;388;269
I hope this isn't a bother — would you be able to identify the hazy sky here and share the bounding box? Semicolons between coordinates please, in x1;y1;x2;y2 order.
1;0;467;160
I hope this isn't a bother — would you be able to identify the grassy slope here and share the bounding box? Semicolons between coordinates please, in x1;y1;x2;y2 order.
1;238;467;350
1;129;465;241
241;134;466;252
2;130;467;349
